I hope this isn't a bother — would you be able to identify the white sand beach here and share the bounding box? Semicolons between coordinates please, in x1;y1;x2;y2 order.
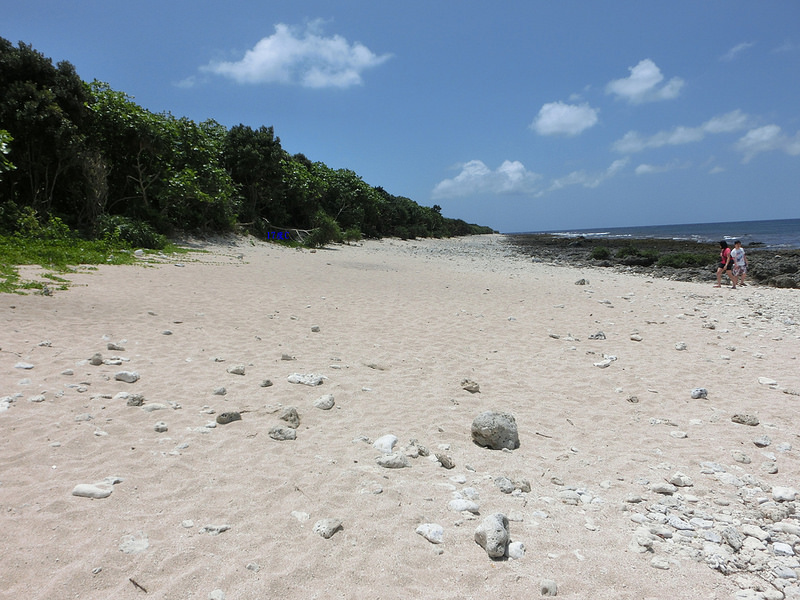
1;234;799;600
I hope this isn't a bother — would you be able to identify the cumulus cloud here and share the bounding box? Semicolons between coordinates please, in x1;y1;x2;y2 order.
531;101;599;136
431;160;542;199
721;42;755;61
612;110;751;153
736;125;800;162
200;21;392;88
605;59;684;104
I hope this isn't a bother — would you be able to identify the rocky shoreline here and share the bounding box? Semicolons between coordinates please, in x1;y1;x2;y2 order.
503;234;800;288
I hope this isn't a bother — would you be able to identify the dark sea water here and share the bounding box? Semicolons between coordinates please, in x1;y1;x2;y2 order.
521;218;800;250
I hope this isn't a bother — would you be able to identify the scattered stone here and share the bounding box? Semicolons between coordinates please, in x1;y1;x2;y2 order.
675;342;687;351
260;379;273;387
732;414;759;426
89;353;104;366
652;482;677;495
280;407;300;429
630;334;643;342
245;563;260;572
540;579;558;596
474;513;510;559
471;411;520;450
201;524;230;535
213;387;227;396
448;498;480;514
558;490;581;505
668;472;694;487
495;476;515;494
115;371;139;383
72;476;122;499
287;373;326;386
311;326;320;332
119;532;149;554
216;412;241;425
208;590;225;600
227;365;245;375
589;331;606;340
375;453;410;469
415;523;444;544
281;354;296;361
575;278;588;285
651;557;670;570
435;453;455;469
508;541;526;559
461;379;480;393
593;355;617;368
314;394;335;410
154;421;168;433
107;343;125;351
268;426;296;441
373;434;398;454
141;403;168;412
28;394;46;403
758;377;778;386
691;388;708;399
732;451;751;464
772;486;797;502
313;518;342;539
754;435;772;448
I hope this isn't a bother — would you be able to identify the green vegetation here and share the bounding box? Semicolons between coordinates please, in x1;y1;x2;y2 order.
591;246;611;260
0;37;494;268
657;252;716;268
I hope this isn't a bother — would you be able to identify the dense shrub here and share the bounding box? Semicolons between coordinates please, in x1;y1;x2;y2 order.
591;246;611;260
304;211;342;248
657;252;714;268
95;215;167;249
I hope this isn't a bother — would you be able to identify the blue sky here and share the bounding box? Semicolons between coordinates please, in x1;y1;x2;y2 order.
5;1;800;232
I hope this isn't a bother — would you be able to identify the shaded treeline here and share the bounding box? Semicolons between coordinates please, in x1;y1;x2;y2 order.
0;39;493;247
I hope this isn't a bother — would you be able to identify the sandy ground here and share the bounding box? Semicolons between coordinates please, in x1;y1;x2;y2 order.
1;234;799;600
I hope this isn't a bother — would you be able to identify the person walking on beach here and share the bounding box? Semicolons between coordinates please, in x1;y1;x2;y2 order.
730;240;748;286
715;240;736;288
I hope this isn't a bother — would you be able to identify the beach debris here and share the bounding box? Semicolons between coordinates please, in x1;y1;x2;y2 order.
281;354;296;361
287;373;326;386
574;278;588;285
588;331;606;340
691;388;708;399
540;579;558;596
201;524;230;535
119;532;149;554
471;411;519;450
373;434;398;454
731;414;759;426
115;371;139;383
593;355;617;368
280;406;300;428
507;541;525;560
375;452;410;469
461;379;480;393
474;513;510;559
269;426;296;441
753;435;771;448
216;412;241;425
313;518;343;539
435;453;455;469
758;377;778;387
416;523;444;544
314;394;335;410
227;364;246;375
72;476;123;499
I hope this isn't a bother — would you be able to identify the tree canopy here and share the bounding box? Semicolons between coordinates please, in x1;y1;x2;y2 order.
0;37;493;247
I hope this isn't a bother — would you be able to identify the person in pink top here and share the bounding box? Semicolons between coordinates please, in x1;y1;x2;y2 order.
715;240;736;288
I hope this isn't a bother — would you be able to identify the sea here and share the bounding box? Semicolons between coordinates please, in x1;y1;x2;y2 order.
520;218;800;250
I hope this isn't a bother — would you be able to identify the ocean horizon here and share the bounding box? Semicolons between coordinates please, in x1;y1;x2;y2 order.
509;218;800;250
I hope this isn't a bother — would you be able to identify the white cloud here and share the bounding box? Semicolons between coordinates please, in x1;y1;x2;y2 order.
612;110;751;153
709;166;726;174
736;125;800;162
634;160;686;175
605;59;684;104
431;160;542;199
721;42;756;61
201;21;392;88
547;158;629;192
531;101;599;136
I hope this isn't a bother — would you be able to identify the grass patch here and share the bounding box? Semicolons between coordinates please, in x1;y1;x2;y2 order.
657;252;715;268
